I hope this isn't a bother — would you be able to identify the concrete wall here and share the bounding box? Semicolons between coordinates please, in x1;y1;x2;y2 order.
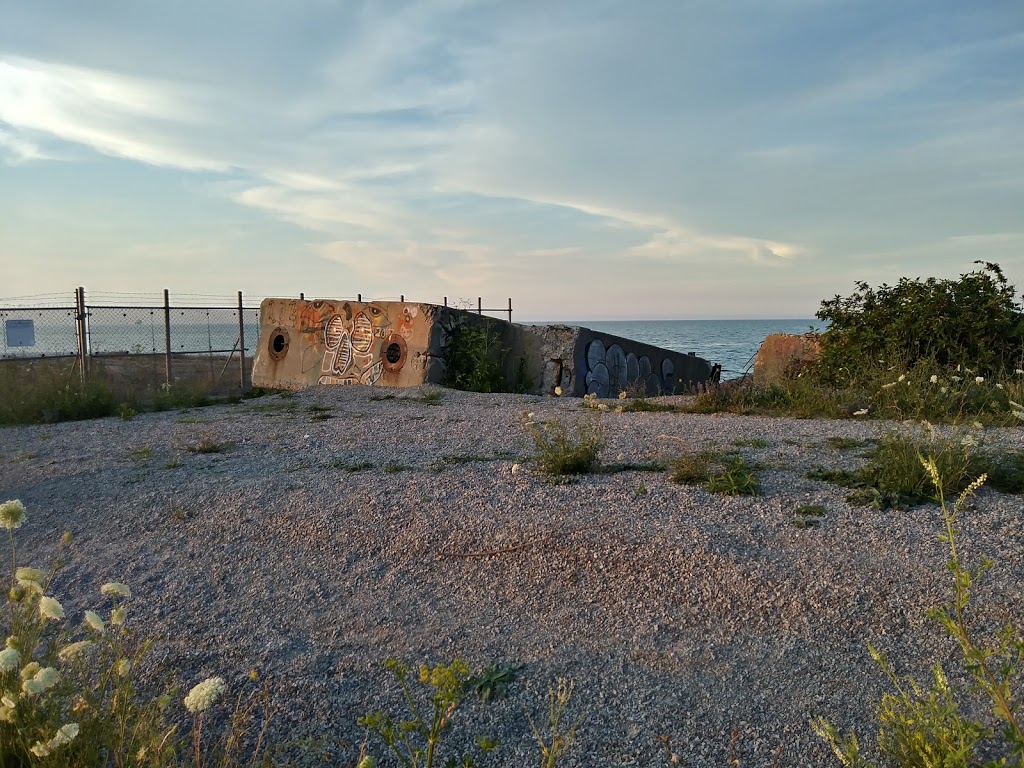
252;298;716;395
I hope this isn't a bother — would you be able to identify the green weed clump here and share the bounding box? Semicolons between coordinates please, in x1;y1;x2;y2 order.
807;429;1024;509
442;315;507;394
813;459;1024;766
0;363;118;425
671;452;759;495
0;499;272;767
523;413;604;476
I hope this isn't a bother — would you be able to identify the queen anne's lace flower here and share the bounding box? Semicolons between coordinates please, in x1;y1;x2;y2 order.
84;610;105;633
22;666;59;696
115;659;131;677
110;607;127;626
39;596;64;621
100;582;131;599
15;567;46;582
929;375;939;384
58;642;94;661
975;376;985;384
184;677;226;713
0;648;20;672
29;722;79;757
0;500;25;530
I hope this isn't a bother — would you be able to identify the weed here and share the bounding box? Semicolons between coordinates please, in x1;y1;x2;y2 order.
163;456;181;470
793;504;827;528
360;659;495;768
410;390;444;405
466;663;520;704
325;459;374;472
635;482;648;496
523;414;604;476
672;451;758;495
129;445;152;462
825;437;873;450
619;399;684;413
187;436;225;454
525;677;584;768
600;461;668;474
309;412;335;422
383;463;411;473
369;393;397;401
250;402;297;413
117;403;137;421
12;451;37;462
442;315;507;393
813;458;1024;766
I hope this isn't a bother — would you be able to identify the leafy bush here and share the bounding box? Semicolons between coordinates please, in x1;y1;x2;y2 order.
816;262;1024;382
442;316;507;393
523;414;604;476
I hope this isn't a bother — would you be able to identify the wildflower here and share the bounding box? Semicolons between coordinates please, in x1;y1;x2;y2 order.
554;386;562;397
951;376;962;382
100;582;131;599
510;464;521;475
1010;400;1024;409
58;642;94;662
929;375;939;384
15;567;46;583
972;421;983;430
852;408;869;416
39;596;64;621
962;434;979;448
20;662;40;681
184;676;226;714
881;382;896;390
1017;369;1024;375
597;403;609;411
84;610;105;633
30;722;79;757
617;453;625;461
0;648;20;672
0;500;25;530
0;702;14;723
1013;411;1024;420
897;374;906;382
115;659;131;677
618;391;627;400
110;607;127;626
975;376;985;384
614;406;624;413
996;383;1004;389
22;666;59;696
17;578;42;595
940;387;948;394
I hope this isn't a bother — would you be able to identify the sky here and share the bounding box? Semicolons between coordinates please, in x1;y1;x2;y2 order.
1;1;1022;320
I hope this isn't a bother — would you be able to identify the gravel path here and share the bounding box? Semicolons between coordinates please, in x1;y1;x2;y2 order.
2;386;1022;767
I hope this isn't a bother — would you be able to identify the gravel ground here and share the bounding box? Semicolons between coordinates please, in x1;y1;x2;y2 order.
2;385;1023;767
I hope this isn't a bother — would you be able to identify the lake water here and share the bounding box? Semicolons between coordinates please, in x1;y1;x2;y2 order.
548;319;821;379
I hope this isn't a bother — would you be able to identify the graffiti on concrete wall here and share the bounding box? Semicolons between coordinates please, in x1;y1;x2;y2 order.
584;338;675;398
318;302;419;386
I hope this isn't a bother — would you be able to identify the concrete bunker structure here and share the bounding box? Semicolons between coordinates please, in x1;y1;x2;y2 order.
251;298;718;396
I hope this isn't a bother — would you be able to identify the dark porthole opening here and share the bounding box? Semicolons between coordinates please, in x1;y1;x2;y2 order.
385;342;402;364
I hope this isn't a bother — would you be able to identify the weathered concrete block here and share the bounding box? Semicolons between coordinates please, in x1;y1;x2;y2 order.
251;298;716;395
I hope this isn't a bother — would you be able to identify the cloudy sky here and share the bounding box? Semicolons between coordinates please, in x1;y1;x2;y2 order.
1;1;1022;319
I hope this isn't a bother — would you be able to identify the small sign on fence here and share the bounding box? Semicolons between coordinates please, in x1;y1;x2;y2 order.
5;319;35;347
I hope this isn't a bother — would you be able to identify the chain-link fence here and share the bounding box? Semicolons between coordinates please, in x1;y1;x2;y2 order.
0;289;512;392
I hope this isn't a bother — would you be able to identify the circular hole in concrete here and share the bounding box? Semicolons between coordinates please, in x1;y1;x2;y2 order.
273;334;287;353
385;342;402;364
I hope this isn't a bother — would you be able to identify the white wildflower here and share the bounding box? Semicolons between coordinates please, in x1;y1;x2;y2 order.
996;383;1004;389
940;387;948;394
881;382;896;390
15;567;46;583
0;648;20;672
975;376;985;384
115;659;131;677
17;578;42;595
553;386;562;397
184;676;226;714
30;722;79;758
853;408;869;416
58;642;94;662
929;375;939;384
20;662;40;681
961;434;979;448
597;403;609;411
39;596;64;621
0;704;14;723
110;607;127;626
100;582;131;599
1010;400;1024;409
618;391;627;400
1013;411;1024;420
22;666;59;696
29;742;50;758
0;500;25;530
84;610;105;633
951;375;962;382
897;374;906;382
1017;369;1024;375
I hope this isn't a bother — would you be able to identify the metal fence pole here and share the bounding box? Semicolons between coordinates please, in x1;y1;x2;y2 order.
444;297;448;307
75;287;86;383
477;297;482;315
237;291;246;390
507;298;512;323
163;289;172;385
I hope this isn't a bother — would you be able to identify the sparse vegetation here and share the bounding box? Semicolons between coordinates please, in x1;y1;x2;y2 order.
522;413;604;476
325;459;374;472
442;315;507;393
671;451;759;495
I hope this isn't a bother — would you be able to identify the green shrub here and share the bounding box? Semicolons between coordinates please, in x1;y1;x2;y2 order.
523;414;604;476
442;316;507;393
816;262;1024;383
671;452;759;495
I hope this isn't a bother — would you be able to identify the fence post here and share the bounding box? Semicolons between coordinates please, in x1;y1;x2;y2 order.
75;287;86;383
163;289;173;386
443;297;447;308
237;291;246;391
400;294;405;302
299;292;304;301
477;297;482;315
507;298;512;323
358;293;362;303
